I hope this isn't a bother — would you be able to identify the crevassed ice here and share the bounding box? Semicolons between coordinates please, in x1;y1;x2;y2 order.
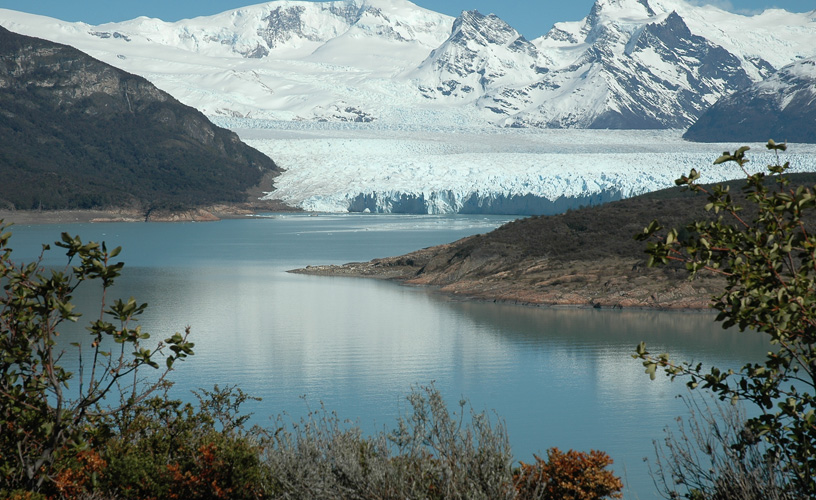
226;120;816;215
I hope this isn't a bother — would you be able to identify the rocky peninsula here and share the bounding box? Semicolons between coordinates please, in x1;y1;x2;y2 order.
290;239;722;310
289;180;777;310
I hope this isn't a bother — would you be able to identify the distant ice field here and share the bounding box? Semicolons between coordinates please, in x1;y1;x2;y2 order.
222;119;816;215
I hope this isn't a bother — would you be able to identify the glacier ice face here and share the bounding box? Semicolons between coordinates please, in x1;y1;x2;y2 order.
226;120;816;214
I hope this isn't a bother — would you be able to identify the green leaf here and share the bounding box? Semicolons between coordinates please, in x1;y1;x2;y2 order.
767;139;787;151
714;154;733;165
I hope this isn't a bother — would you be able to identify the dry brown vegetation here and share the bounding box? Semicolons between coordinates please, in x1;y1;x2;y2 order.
293;173;816;309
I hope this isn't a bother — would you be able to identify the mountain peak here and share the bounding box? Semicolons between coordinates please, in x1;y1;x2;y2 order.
580;0;660;46
587;0;657;23
1;0;815;132
410;9;546;102
449;10;526;47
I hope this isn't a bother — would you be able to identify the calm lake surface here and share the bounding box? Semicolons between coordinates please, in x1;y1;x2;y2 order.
7;214;771;499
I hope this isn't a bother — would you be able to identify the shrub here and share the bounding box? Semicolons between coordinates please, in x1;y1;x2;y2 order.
514;448;623;500
650;394;795;500
53;450;107;499
265;384;516;499
264;385;623;500
100;385;267;500
635;140;816;496
0;221;194;495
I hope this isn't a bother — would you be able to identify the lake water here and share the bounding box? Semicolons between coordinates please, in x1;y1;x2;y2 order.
6;214;771;499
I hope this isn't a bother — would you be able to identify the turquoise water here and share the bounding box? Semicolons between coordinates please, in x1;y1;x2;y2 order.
5;214;770;499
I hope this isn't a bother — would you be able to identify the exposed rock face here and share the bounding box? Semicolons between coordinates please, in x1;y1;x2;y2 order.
504;5;760;129
684;57;816;143
411;10;548;102
258;4;358;49
0;26;280;211
589;11;752;128
6;0;814;128
254;0;450;54
1;41;161;107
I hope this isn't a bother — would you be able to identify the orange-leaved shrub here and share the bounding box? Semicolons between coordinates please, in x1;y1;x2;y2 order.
514;447;623;500
53;450;107;499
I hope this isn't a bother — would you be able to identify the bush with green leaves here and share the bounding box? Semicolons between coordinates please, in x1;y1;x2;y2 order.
635;140;816;496
0;221;194;494
97;384;267;500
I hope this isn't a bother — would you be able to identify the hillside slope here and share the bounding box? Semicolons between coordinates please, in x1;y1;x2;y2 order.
684;57;816;143
292;173;816;309
0;26;280;212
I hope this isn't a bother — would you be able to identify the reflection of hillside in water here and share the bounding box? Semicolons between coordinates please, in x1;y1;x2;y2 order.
441;299;771;412
444;300;770;366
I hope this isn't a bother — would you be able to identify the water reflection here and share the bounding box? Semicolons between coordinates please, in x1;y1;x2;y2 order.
9;218;771;499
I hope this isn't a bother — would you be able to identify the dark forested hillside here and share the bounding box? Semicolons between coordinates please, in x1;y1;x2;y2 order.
0;26;280;211
683;58;816;144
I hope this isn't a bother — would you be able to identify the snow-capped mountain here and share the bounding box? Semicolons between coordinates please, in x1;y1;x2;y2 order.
409;10;550;103
684;56;816;143
0;1;455;123
509;7;756;128
2;0;815;129
83;0;452;62
479;0;814;128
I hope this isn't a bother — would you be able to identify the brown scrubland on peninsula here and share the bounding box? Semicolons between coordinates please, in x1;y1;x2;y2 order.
292;173;816;310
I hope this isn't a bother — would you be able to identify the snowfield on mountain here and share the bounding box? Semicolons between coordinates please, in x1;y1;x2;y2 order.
2;0;815;129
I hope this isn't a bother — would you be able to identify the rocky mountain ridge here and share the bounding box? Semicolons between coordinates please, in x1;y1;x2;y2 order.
684;56;816;143
1;0;814;131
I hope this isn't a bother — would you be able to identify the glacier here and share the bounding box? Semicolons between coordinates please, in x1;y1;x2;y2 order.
3;1;816;214
224;119;816;214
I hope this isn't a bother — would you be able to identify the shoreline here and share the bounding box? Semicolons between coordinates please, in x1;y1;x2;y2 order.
292;271;718;312
289;250;723;312
425;285;718;313
0;200;300;225
1;207;721;312
398;278;717;313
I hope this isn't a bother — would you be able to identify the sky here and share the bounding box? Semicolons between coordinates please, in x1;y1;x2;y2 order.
0;0;814;40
